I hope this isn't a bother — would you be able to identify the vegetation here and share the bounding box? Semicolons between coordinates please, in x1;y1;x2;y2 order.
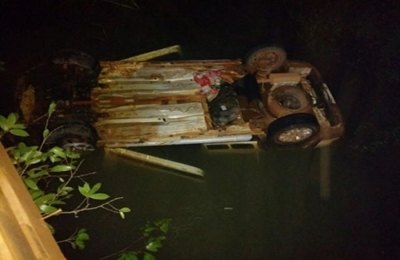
0;103;130;250
0;103;171;259
103;218;171;260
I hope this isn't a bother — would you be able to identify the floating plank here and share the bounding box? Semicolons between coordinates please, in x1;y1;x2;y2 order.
120;44;182;62
107;147;204;177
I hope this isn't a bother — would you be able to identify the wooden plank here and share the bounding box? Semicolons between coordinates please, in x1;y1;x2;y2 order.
96;115;208;139
98;60;245;83
92;94;204;110
106;148;204;177
93;80;199;92
0;144;65;259
98;133;253;147
120;45;182;62
98;102;205;120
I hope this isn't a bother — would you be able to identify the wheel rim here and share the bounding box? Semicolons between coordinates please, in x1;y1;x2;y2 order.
246;47;287;76
62;137;95;152
277;95;301;109
276;126;315;144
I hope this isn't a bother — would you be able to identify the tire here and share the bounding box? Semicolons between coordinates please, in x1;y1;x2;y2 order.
50;49;100;81
45;123;97;152
266;85;312;117
265;113;320;148
49;49;100;100
245;46;287;78
15;49;100;123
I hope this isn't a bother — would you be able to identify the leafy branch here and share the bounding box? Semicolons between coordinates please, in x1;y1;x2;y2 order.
100;218;171;260
0;103;131;250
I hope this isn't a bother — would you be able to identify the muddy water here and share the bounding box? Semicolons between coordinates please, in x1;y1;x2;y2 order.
55;140;390;259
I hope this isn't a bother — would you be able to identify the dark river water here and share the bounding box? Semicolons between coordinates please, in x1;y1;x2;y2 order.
54;140;399;259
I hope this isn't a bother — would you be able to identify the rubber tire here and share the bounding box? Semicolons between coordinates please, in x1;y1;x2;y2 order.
245;46;287;74
265;113;320;149
45;123;97;152
266;85;313;118
50;49;100;81
49;49;100;100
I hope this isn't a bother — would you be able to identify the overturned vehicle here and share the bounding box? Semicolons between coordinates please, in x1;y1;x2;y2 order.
16;45;344;151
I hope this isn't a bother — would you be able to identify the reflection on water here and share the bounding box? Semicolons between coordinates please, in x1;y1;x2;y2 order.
59;143;360;259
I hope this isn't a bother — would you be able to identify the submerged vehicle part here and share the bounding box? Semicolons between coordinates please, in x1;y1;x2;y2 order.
93;45;344;149
45;123;97;152
15;50;100;150
14;45;344;149
16;49;99;121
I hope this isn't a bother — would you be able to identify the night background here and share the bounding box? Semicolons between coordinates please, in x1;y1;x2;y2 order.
1;0;400;259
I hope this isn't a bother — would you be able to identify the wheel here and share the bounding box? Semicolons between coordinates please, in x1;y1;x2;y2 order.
61;138;96;152
15;49;100;124
49;49;100;100
50;49;100;81
45;123;97;152
245;46;287;79
266;85;313;117
266;113;320;148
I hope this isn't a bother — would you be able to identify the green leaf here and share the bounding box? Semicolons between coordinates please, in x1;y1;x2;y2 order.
48;102;56;116
119;208;131;219
57;185;74;196
50;200;66;205
144;226;156;236
28;169;49;178
30;190;44;200
43;129;50;139
120;207;131;213
26;157;42;166
12;123;25;129
118;251;138;260
49;146;66;159
146;240;162;252
40;204;58;215
50;164;73;172
74;240;86;250
10;128;29;137
143;252;156;260
88;193;110;200
78;182;91;196
6;113;17;127
90;182;102;194
73;228;89;250
49;154;62;163
76;230;90;241
65;150;80;159
24;178;39;190
0;115;7;131
159;220;170;233
34;193;57;206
